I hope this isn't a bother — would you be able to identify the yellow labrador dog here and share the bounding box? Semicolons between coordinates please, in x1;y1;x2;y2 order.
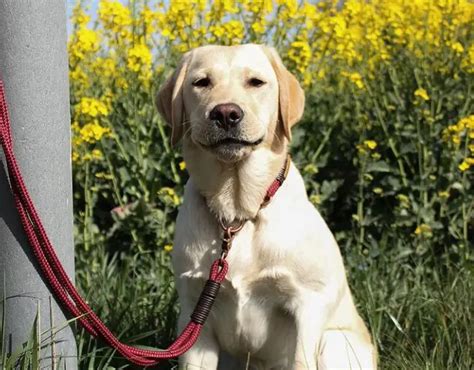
156;44;376;370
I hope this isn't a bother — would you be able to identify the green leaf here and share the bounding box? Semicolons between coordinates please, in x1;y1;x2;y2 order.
366;161;391;173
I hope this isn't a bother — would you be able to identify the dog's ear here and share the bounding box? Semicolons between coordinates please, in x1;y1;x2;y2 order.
155;52;190;146
263;46;305;141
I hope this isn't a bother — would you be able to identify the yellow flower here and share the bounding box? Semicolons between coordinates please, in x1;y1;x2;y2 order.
414;224;432;237
459;160;470;172
92;57;117;78
70;67;89;88
450;41;464;54
461;44;474;73
350;73;364;89
77;97;109;118
116;76;129;90
69;26;100;61
139;6;157;34
164;244;173;252
303;163;318;175
158;187;180;206
225;20;245;42
414;88;430;101
210;24;225;38
127;43;152;73
208;0;239;19
71;3;90;28
243;0;273;15
99;0;132;34
179;161;186;170
161;27;171;37
364;140;377;150
79;121;111;143
309;194;321;205
288;39;311;74
442;116;474;146
251;20;266;34
91;149;103;160
458;115;474;130
438;190;450;198
209;20;244;44
82;153;93;161
341;71;365;89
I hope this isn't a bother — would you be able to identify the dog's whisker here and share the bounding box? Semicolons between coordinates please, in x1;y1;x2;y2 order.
182;125;193;138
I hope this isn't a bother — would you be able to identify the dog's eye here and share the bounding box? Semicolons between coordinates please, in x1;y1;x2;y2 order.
248;78;266;87
192;77;211;88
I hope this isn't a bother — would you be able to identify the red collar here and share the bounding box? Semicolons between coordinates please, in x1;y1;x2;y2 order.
261;154;291;207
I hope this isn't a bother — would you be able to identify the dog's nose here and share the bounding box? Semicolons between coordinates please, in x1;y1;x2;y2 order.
209;103;244;130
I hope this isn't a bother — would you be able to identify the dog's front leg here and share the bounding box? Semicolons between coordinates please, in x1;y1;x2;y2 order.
177;298;220;370
178;323;220;370
293;295;330;370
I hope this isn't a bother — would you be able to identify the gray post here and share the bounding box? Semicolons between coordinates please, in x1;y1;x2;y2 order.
0;1;77;368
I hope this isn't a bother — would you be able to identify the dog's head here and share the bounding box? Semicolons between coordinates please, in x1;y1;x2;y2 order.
156;44;305;163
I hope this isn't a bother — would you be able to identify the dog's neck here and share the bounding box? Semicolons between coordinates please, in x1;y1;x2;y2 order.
184;142;287;223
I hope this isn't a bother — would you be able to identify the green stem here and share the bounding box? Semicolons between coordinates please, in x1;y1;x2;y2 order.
357;158;366;251
311;124;336;164
101;141;124;208
83;161;90;252
366;85;409;188
415;115;426;210
108;123;130;163
156;117;180;184
461;135;470;255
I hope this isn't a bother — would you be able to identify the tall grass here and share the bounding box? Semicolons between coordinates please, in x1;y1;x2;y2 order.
2;248;470;369
0;300;76;369
352;258;472;369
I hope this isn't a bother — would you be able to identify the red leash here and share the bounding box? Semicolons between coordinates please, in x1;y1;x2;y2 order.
0;80;289;367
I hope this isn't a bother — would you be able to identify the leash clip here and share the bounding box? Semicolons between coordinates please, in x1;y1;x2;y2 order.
220;227;235;261
219;219;245;261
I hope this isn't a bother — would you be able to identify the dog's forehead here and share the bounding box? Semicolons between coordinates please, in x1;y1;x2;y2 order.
188;45;274;76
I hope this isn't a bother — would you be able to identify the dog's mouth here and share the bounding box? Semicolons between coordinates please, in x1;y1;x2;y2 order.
205;137;264;149
195;134;265;162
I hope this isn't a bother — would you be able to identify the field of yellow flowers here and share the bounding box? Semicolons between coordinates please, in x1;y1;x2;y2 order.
68;0;472;368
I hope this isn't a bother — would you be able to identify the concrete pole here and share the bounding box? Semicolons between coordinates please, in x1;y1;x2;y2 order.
0;1;77;368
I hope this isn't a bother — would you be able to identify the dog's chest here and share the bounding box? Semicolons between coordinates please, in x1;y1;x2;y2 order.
210;232;300;356
211;269;298;359
224;224;301;303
